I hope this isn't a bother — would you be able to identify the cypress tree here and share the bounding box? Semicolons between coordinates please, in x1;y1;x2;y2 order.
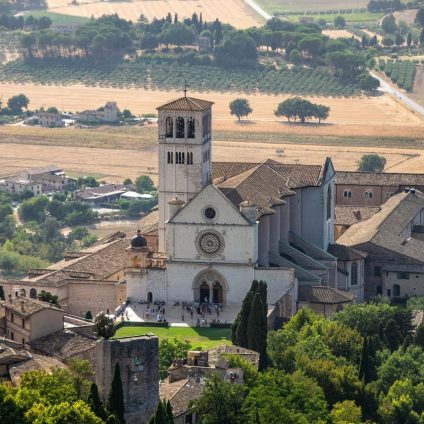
235;289;254;348
358;336;369;383
107;363;125;424
148;400;174;424
414;324;424;348
166;400;174;424
247;292;267;370
88;382;108;420
258;280;267;314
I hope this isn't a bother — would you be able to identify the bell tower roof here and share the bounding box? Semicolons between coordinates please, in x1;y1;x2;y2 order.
157;97;214;112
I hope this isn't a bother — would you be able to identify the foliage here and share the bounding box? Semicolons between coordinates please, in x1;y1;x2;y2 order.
191;373;248;424
94;312;116;339
359;336;376;384
37;290;59;306
135;175;155;193
359;74;380;91
229;98;252;120
159;338;191;380
382;14;398;34
357;153;386;172
331;400;362;424
214;32;258;69
107;363;125;424
7;94;29;114
242;369;329;423
226;355;259;388
334;16;346;29
87;382;108;421
247;291;267;370
383;60;416;91
275;97;330;123
148;399;174;424
415;7;424;28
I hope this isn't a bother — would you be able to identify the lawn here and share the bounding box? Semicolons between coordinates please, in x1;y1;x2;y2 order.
113;325;232;350
26;11;91;25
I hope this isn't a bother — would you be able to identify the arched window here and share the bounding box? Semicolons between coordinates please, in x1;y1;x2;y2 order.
343;190;352;198
327;186;332;220
187;152;193;165
165;116;173;137
176;117;185;138
147;291;153;303
187;117;195;139
29;288;37;299
393;284;401;297
351;262;358;285
365;191;373;199
167;152;173;164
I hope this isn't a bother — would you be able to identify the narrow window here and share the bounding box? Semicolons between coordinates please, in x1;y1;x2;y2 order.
176;117;185;138
351;262;358;285
374;266;381;277
165;116;173;137
167;152;173;164
187;117;195;139
397;272;409;280
181;152;185;164
393;284;400;297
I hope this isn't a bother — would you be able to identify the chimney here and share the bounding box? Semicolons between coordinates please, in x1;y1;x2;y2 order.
168;196;185;219
239;200;257;224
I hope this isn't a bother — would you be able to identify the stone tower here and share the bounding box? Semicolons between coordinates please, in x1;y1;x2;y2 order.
95;336;159;424
156;96;214;251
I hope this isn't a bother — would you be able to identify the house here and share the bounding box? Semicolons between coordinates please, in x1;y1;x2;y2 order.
78;101;119;123
334;205;381;240
37;112;64;128
75;184;128;204
2;178;42;195
161;345;259;424
1;295;64;347
338;189;424;299
16;165;75;193
0;232;128;317
335;171;424;207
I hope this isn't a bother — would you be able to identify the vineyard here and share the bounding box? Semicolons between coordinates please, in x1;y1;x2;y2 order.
0;31;21;65
0;57;360;96
379;59;416;91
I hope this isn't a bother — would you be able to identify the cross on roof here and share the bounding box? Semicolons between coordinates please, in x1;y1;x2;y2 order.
183;82;190;97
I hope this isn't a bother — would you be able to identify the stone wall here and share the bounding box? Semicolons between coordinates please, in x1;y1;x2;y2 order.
95;336;159;424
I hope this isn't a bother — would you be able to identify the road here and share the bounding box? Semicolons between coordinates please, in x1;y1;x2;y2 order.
370;71;424;118
244;0;272;21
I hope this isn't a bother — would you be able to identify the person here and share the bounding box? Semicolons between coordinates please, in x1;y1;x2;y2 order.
182;314;185;321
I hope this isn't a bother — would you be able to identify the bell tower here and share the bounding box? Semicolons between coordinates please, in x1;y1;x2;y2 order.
157;95;214;251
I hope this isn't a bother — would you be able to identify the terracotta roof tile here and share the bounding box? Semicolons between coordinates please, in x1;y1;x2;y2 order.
328;244;367;261
335;206;381;226
336;171;424;186
157;97;214;112
1;297;63;317
298;286;354;304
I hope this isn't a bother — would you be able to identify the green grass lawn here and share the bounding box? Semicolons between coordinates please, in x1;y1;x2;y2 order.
27;11;91;25
285;11;384;23
114;326;232;350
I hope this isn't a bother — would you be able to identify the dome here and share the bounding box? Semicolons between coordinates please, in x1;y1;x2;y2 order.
131;230;148;248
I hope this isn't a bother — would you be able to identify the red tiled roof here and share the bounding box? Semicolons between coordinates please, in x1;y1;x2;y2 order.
157;97;214;112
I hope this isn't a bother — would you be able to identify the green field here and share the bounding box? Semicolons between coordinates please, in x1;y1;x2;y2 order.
114;326;232;350
285;11;384;23
257;0;368;13
26;11;91;25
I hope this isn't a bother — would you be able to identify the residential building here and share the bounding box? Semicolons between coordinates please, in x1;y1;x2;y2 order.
335;171;424;207
78;101;119;123
338;189;424;299
1;296;64;346
38;112;64;128
75;183;128;204
17;165;75;192
2;178;42;195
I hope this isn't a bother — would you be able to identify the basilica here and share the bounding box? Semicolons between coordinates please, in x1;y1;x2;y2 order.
126;95;358;318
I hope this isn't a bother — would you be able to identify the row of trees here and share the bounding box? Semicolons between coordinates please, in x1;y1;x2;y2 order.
192;300;424;423
275;97;330;123
0;13;51;30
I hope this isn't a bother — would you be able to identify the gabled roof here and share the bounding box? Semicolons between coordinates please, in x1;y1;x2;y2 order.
298;286;354;304
2;297;63;317
335;206;381;226
328;244;367;261
335;171;424;186
338;191;424;264
157;97;214;112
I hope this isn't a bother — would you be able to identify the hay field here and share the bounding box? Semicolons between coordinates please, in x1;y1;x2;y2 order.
322;29;360;40
2;124;424;184
46;0;262;28
0;83;422;137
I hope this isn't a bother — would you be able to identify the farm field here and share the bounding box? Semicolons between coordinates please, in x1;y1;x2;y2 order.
284;11;384;23
113;325;232;350
322;29;360;40
0;83;421;132
411;65;424;106
45;0;262;28
256;0;368;13
2;125;424;183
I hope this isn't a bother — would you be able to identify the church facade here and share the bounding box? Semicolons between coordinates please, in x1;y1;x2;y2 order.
126;96;359;316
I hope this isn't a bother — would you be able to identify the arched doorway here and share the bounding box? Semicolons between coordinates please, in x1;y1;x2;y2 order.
30;288;37;299
147;291;153;303
212;282;223;304
193;269;228;304
199;282;209;303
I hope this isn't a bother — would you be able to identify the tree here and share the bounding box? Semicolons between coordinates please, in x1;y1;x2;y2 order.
191;373;248;424
331;400;362;424
360;75;380;92
38;290;60;306
414;324;424;348
314;104;330;123
407;32;412;48
382;15;397;34
140;33;159;51
46;106;59;113
87;383;108;421
229;98;252;121
421;29;424;45
357;153;386;172
67;358;93;399
159;338;191;380
85;310;93;320
415;7;424;27
123;178;133;185
232;284;255;348
247;291;267;370
148;399;174;424
135;175;155;193
359;336;375;384
334;15;346;29
94;312;116;339
107;363;125;424
275;97;330;124
395;32;404;46
7;94;29;114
